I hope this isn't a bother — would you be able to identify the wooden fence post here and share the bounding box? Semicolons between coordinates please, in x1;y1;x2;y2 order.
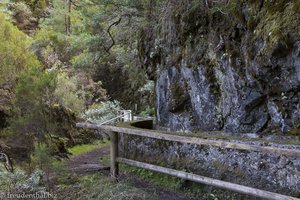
110;131;119;181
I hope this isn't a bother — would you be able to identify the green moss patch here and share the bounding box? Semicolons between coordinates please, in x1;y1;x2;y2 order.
68;139;110;155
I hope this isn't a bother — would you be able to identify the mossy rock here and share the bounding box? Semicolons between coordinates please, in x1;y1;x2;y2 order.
253;2;300;58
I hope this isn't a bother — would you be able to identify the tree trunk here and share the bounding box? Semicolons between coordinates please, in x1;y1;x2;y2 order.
66;0;71;36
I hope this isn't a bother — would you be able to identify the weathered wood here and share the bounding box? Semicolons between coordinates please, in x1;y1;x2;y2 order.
76;123;300;158
117;157;300;200
110;131;119;181
76;122;300;199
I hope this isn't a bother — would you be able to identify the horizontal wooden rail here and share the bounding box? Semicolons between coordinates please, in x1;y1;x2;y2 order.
117;157;299;200
76;122;300;199
97;111;132;125
76;123;300;158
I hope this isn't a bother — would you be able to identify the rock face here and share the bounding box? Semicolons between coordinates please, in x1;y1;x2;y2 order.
140;0;300;133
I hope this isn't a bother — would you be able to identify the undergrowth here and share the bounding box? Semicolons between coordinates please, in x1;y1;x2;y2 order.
101;154;218;199
51;139;160;200
55;173;157;200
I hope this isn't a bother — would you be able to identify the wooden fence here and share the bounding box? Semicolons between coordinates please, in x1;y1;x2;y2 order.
76;123;300;200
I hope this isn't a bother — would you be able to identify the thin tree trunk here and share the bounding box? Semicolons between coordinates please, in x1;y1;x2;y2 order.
66;0;71;36
65;0;71;63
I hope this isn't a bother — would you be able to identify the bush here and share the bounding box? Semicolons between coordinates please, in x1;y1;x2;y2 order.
54;72;85;114
12;66;57;138
82;101;122;124
0;166;47;195
30;142;54;189
0;13;39;86
139;106;155;117
30;142;52;171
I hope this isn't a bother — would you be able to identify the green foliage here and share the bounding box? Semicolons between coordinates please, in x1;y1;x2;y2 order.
40;0;68;34
36;0;87;63
66;0;155;109
139;106;155;117
122;165;186;190
222;0;300;61
253;2;300;57
30;142;54;189
79;174;157;200
0;13;39;86
30;142;52;171
15;66;56;109
121;164;226;199
8;2;34;30
24;0;156;111
33;28;69;64
0;128;14;138
54;72;85;114
55;173;157;200
68;139;109;155
12;66;57;138
12;0;49;18
82;101;122;124
0;165;47;194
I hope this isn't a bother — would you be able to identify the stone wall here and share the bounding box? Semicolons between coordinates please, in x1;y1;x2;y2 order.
119;121;300;198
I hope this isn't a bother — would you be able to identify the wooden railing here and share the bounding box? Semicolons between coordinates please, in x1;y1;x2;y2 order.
93;110;133;126
76;123;300;200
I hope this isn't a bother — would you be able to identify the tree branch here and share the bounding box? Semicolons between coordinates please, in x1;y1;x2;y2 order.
70;0;78;8
106;17;122;54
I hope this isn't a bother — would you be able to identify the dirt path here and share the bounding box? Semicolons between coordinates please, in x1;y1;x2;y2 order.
65;146;200;200
67;147;110;173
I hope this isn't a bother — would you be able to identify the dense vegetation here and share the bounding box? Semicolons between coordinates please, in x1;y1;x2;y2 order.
0;0;158;198
0;0;299;199
0;0;157;157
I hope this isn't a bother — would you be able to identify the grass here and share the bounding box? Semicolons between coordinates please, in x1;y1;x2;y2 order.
101;155;180;189
54;140;158;200
54;172;158;200
101;154;209;199
122;164;186;189
68;139;110;155
78;174;158;200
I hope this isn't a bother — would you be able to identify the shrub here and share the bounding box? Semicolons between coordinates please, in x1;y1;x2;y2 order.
30;142;52;171
12;66;57;138
0;166;47;195
139;106;155;117
0;13;39;86
54;72;85;114
82;101;122;124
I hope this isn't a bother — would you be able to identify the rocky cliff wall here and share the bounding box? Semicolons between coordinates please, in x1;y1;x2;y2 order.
140;0;300;133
